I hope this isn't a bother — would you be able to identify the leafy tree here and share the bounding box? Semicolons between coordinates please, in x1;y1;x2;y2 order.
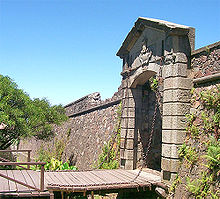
0;75;68;149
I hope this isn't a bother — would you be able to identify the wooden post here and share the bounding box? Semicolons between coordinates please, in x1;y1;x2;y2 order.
40;165;44;191
27;151;31;169
49;191;54;199
91;191;94;199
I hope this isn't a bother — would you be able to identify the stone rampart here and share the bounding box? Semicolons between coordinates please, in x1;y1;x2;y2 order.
189;41;220;80
19;90;122;170
172;42;219;197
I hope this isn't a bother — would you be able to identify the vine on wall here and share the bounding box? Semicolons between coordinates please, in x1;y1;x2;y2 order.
94;102;122;169
170;85;220;198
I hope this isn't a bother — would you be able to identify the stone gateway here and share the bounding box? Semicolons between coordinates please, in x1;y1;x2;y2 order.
18;18;219;192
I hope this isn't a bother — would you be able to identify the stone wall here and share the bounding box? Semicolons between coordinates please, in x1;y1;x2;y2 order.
189;41;220;79
171;42;220;198
19;90;122;170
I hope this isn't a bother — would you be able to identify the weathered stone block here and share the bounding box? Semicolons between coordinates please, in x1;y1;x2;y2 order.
123;98;135;108
121;80;128;89
121;117;135;129
161;157;180;172
120;128;127;138
162;143;181;158
162;116;187;130
162;171;178;184
125;149;134;159
163;89;191;103
120;138;125;149
121;128;135;139
174;52;188;63
120;149;125;159
162;63;187;79
126;139;134;149
170;172;178;182
125;159;134;170
164;77;193;90
120;138;134;150
163;102;191;116
122;88;142;99
162;130;186;144
122;107;135;118
137;151;142;161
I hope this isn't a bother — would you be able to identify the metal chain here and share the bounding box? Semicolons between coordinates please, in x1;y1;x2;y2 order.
144;94;159;160
131;84;160;182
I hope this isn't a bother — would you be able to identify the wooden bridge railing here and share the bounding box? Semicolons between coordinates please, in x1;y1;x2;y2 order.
0;150;46;192
0;149;32;169
0;162;46;192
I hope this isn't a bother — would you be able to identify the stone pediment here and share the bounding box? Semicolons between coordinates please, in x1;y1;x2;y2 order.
117;17;195;88
117;17;195;58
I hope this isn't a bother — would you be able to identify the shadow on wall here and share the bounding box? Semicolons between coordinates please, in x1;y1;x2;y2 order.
134;81;162;171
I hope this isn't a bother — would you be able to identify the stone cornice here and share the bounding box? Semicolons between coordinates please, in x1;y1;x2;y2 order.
117;17;194;58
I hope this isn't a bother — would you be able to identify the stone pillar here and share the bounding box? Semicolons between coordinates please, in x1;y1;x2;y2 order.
120;77;142;170
120;78;134;169
161;35;193;183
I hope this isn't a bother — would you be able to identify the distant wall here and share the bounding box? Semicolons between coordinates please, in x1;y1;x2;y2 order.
19;90;122;170
189;41;220;79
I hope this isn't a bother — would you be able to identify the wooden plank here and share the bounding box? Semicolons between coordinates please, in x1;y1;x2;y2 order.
57;172;78;186
70;171;96;186
110;170;137;181
117;170;151;187
46;172;65;186
44;171;54;185
26;170;42;191
114;169;148;181
72;171;106;186
113;170;151;186
27;170;41;190
6;170;17;192
12;170;30;192
0;169;164;196
0;170;10;192
89;170;122;184
104;170;135;183
74;171;103;186
94;170;127;184
0;162;46;166
0;170;41;193
0;149;31;153
89;170;115;184
56;172;83;186
53;172;73;186
130;170;161;182
107;170;140;184
90;170;125;184
126;170;157;183
78;171;107;185
44;171;53;185
21;170;38;191
67;171;89;186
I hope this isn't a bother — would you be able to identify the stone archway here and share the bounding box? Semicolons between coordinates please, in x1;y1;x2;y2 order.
120;65;162;170
117;17;194;183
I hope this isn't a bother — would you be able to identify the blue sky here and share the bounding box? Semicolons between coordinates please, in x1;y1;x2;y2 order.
0;0;219;105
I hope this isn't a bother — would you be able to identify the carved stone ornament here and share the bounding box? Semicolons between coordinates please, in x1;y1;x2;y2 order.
139;43;152;66
164;52;176;65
